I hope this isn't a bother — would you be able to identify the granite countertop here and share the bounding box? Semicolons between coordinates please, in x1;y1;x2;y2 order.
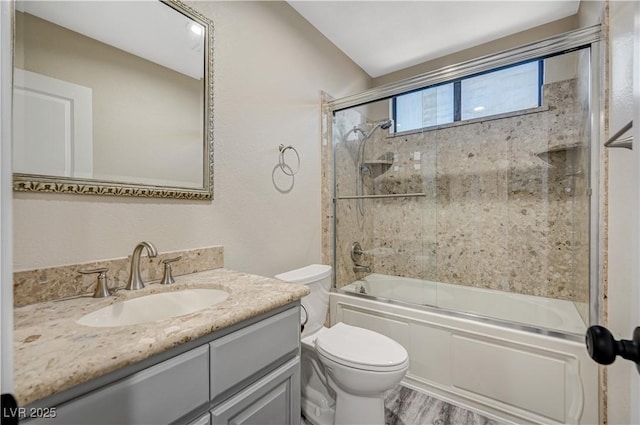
14;268;309;406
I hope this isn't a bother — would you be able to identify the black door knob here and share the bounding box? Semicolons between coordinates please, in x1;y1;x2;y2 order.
585;325;640;373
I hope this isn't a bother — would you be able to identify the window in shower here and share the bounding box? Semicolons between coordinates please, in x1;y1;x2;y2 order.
394;83;454;132
392;60;542;133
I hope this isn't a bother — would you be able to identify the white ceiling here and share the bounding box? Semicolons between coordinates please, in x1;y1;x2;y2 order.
288;1;580;78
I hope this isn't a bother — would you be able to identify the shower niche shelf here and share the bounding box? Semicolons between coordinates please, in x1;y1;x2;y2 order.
363;159;393;165
535;143;583;177
336;192;426;200
362;153;394;177
362;160;393;178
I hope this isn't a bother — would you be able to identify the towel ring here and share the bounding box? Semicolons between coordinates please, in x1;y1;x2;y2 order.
278;144;300;176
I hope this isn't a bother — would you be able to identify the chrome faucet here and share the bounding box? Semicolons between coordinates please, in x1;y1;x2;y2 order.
351;242;371;273
126;241;158;290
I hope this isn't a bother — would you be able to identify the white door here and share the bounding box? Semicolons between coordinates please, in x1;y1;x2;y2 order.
12;69;93;179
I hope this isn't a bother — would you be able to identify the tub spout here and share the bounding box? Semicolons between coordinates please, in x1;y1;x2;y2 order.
353;265;371;273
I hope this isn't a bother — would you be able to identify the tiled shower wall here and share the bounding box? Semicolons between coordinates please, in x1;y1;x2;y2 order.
332;78;590;303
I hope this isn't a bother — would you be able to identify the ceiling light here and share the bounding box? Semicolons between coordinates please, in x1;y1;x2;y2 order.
188;22;204;37
473;106;485;112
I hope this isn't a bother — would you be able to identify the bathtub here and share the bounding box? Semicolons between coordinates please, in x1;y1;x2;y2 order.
341;273;587;335
331;274;598;425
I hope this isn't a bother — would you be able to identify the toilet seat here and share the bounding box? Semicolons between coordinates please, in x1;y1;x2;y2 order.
315;323;408;372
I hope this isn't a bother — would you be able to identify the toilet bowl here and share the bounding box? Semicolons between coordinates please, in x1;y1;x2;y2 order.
275;265;409;425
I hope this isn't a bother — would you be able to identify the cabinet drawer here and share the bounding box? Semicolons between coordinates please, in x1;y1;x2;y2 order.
210;356;300;425
28;345;209;425
209;307;299;400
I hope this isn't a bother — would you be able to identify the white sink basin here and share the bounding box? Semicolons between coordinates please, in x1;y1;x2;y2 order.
76;289;230;327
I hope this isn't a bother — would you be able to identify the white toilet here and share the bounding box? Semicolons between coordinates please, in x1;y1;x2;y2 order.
275;264;409;425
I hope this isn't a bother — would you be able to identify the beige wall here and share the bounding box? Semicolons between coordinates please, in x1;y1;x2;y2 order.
13;1;371;277
373;16;578;86
578;0;606;27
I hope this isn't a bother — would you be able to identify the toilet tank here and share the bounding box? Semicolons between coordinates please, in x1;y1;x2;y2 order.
275;264;331;336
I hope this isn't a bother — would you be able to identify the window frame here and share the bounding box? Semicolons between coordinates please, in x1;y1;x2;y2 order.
391;59;544;133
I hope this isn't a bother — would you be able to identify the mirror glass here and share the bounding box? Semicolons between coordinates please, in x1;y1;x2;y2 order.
13;0;213;199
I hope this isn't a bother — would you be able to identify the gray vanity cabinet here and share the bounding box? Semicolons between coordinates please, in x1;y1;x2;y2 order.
25;306;300;425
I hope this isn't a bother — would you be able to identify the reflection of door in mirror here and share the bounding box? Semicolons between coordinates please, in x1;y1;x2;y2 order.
13;69;93;179
13;1;208;192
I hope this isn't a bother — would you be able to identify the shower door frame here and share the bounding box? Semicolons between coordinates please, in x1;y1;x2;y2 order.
324;25;604;341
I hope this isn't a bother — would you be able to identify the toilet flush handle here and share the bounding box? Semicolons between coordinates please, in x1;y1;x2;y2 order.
300;304;309;333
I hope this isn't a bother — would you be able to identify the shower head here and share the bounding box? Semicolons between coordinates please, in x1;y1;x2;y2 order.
351;119;393;140
368;119;393;135
379;119;393;130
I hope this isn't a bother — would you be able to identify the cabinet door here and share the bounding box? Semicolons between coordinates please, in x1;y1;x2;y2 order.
210;357;300;425
187;413;212;425
27;345;209;425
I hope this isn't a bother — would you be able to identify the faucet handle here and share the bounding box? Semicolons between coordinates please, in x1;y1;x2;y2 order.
78;268;112;298
162;256;182;265
160;256;182;285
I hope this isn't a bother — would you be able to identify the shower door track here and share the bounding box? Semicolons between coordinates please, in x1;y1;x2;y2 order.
335;193;426;200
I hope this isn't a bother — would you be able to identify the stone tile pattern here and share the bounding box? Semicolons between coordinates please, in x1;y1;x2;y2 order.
301;384;501;425
332;79;589;303
384;385;503;425
14;268;309;406
321;91;335;267
13;246;224;306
